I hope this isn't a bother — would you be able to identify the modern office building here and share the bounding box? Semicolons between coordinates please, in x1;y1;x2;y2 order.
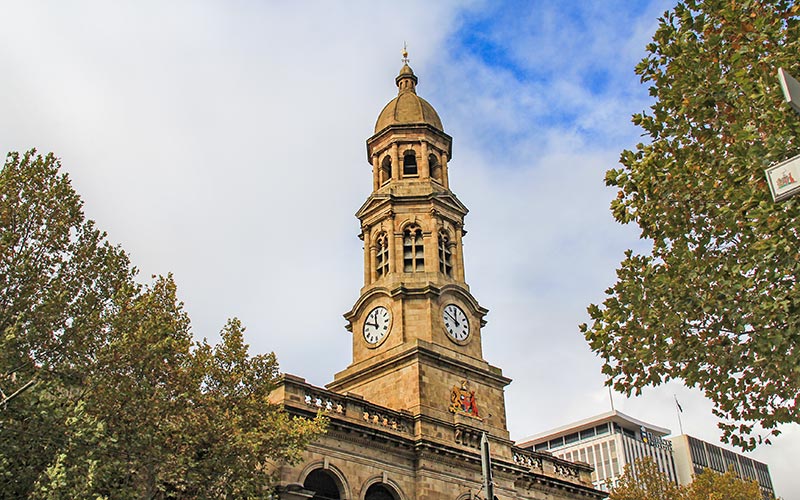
517;411;777;498
669;434;775;499
516;411;678;492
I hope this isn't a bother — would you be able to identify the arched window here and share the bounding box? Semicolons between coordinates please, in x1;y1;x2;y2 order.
303;469;341;499
403;150;418;176
438;230;453;277
375;232;389;278
380;156;392;184
364;483;398;500
403;225;424;273
429;154;442;182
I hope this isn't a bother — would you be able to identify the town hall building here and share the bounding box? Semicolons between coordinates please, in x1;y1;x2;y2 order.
268;59;604;500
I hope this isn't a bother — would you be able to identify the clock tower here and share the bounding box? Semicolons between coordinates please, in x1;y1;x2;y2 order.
270;56;601;500
327;60;512;441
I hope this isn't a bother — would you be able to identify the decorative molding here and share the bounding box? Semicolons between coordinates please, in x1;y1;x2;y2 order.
305;391;345;415
362;408;409;433
513;449;544;472
454;424;482;449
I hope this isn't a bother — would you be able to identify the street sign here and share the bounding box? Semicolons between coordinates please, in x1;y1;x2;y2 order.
778;68;800;115
765;153;800;201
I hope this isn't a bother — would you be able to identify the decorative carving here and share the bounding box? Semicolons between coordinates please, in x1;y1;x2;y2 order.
454;425;481;449
361;409;408;432
449;380;479;417
304;392;345;414
553;462;580;478
513;450;543;471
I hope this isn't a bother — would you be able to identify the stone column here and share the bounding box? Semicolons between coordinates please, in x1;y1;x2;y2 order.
395;229;405;274
454;223;465;281
372;155;380;192
369;242;378;283
387;213;395;274
363;226;372;285
392;143;400;181
442;152;449;189
420;141;430;179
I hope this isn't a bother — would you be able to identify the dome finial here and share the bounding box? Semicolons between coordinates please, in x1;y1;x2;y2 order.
396;43;417;94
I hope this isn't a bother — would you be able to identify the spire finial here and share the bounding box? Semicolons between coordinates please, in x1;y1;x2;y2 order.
402;42;409;64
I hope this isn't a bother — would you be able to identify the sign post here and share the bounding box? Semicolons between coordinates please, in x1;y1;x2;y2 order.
480;433;494;500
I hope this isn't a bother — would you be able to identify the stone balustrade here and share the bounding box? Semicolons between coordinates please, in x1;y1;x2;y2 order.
278;374;413;436
276;375;594;489
512;448;593;485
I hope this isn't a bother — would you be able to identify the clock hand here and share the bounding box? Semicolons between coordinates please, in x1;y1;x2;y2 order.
445;309;459;326
366;320;378;329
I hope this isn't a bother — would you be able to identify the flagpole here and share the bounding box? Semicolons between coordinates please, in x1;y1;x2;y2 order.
608;385;615;412
674;395;684;434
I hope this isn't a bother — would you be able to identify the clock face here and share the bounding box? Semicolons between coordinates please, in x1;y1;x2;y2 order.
363;306;391;345
443;304;470;342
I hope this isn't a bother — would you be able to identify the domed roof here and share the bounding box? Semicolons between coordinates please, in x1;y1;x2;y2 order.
374;64;444;133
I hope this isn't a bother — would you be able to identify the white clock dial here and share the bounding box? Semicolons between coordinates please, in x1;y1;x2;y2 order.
363;306;391;345
443;304;470;342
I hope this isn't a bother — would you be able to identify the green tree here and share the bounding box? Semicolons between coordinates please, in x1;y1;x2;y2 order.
609;458;762;500
581;0;800;449
609;457;682;500
1;149;135;497
684;468;762;500
1;150;325;499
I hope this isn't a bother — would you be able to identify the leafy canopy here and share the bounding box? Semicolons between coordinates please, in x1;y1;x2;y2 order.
609;457;682;500
609;458;762;500
0;150;325;499
581;0;800;449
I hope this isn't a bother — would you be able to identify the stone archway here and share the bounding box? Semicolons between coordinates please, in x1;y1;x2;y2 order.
303;469;342;500
363;483;398;500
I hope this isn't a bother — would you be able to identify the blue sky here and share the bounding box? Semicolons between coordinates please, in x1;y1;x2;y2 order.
0;0;795;496
438;1;666;155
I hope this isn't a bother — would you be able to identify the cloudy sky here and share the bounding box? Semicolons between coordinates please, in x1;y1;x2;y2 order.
1;0;796;496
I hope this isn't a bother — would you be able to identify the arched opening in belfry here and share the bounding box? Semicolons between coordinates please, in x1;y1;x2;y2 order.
438;230;453;277
364;483;398;500
375;232;390;278
403;225;424;273
429;153;441;182
303;469;342;500
380;156;392;184
403;150;418;176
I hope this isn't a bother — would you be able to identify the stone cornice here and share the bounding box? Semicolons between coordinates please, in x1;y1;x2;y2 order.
328;340;510;394
344;282;486;325
355;190;468;223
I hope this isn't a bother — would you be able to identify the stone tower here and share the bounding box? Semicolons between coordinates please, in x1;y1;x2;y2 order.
327;62;511;442
269;61;602;500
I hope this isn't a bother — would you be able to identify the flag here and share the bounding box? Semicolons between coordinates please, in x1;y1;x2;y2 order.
674;395;683;413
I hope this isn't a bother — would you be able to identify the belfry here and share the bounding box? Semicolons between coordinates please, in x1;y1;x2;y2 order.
269;58;604;500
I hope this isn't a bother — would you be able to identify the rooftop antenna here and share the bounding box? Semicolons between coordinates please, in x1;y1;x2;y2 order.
402;42;409;64
674;394;685;434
